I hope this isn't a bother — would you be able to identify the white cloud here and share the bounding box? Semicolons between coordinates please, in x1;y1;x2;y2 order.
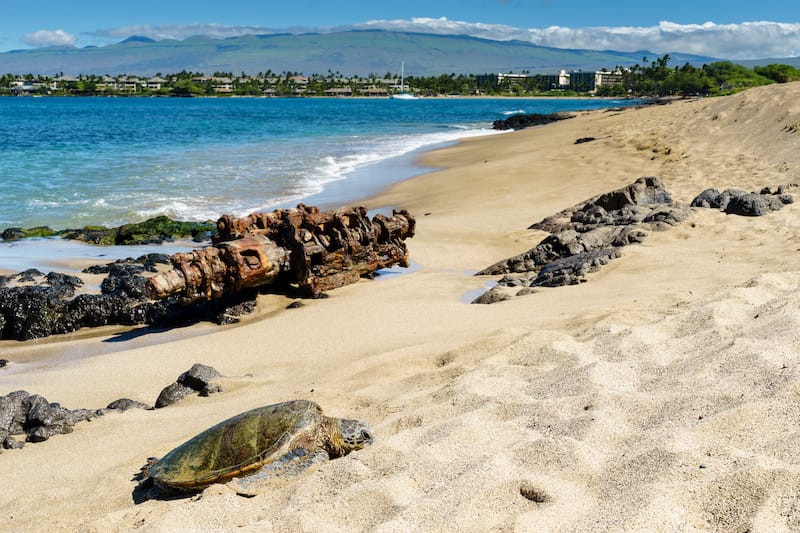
355;18;800;59
22;29;76;48
357;17;525;42
88;18;800;60
90;24;280;42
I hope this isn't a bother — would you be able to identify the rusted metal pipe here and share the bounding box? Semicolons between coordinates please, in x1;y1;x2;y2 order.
146;205;415;302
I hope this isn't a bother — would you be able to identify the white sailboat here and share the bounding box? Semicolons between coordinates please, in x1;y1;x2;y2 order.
391;61;418;100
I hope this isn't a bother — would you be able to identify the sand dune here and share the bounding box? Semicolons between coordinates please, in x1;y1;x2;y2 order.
3;83;800;531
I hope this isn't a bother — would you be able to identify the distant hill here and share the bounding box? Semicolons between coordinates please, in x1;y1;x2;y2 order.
0;30;719;77
120;36;157;45
738;57;800;69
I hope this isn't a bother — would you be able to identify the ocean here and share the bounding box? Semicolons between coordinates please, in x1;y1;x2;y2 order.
0;96;633;271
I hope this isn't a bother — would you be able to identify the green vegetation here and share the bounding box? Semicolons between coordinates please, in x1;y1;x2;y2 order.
1;55;797;99
0;70;394;97
1;216;216;245
753;64;800;83
21;226;59;239
171;79;205;96
474;56;794;98
406;73;477;95
0;30;715;81
603;56;778;97
115;216;216;245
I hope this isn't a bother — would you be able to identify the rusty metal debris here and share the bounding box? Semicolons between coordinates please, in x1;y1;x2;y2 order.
146;204;415;303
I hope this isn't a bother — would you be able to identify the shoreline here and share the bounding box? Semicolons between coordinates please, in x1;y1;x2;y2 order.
3;83;800;530
0;137;462;277
2;93;634;100
1;96;634;231
0;106;593;276
0;100;697;380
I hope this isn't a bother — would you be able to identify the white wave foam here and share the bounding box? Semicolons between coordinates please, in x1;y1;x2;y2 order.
104;126;508;224
132;200;222;224
303;126;505;191
503;109;526;115
241;192;310;216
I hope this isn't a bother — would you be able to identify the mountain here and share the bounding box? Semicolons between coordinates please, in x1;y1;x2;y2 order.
737;57;800;69
119;36;157;44
0;30;719;77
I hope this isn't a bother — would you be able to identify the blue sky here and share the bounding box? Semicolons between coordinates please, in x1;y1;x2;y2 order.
2;1;799;58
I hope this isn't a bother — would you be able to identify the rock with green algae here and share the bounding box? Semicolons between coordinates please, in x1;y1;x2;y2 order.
61;216;216;245
1;226;59;241
1;216;216;245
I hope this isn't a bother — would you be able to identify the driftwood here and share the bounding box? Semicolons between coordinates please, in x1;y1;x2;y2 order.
146;204;415;303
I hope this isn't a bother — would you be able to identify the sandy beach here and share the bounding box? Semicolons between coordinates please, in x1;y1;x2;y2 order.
3;82;800;531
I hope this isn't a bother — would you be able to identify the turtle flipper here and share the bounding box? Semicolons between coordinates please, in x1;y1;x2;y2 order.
229;447;330;496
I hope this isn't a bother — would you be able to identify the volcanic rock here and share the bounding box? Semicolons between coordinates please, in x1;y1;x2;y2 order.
474;177;689;303
1;228;25;241
691;185;795;216
528;248;622;288
0;390;103;447
471;286;512;305
177;363;224;396
492;112;575;131
105;398;152;412
155;363;224;408
155;383;196;409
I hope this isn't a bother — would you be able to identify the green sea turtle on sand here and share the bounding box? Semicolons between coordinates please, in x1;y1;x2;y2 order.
137;400;373;498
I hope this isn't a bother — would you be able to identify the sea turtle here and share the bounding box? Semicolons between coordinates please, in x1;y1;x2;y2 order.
140;400;373;497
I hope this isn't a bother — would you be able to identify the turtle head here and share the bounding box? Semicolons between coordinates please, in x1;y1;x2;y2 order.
328;418;374;457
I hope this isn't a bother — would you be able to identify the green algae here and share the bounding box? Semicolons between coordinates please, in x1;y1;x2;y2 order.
2;216;217;245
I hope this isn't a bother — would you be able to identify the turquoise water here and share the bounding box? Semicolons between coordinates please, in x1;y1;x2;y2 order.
0;96;633;231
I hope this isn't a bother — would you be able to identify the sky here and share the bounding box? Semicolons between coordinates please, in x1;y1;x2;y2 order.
2;1;799;59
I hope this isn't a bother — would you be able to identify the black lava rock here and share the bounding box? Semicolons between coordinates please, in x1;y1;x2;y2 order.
471;286;512;305
154;382;196;409
1;228;25;241
691;186;794;216
0;390;102;447
474;177;688;302
215;298;257;325
155;363;224;408
106;398;152;412
178;363;224;396
492;112;575;131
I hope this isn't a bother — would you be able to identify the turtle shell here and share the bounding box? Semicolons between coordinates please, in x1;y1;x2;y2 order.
148;400;323;491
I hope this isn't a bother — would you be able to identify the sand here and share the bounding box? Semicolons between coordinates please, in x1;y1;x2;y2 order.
3;82;800;531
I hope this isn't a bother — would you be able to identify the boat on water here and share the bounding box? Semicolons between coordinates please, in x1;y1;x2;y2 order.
391;61;418;100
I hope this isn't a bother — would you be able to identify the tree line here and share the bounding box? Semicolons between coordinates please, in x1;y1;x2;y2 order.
478;56;800;97
598;56;800;97
2;57;799;97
